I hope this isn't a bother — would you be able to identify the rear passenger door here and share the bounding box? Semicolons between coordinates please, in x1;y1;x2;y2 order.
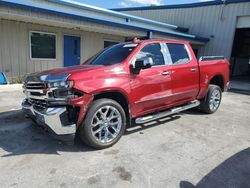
165;43;199;103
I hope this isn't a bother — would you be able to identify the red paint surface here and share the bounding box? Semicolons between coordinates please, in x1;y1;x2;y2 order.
40;39;230;123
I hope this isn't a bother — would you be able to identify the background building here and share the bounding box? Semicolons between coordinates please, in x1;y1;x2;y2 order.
1;0;249;82
114;0;250;81
0;0;208;81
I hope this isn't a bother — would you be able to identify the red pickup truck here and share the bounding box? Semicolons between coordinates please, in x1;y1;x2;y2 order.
22;39;229;149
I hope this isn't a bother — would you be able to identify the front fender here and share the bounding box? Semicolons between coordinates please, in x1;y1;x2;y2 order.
68;94;94;127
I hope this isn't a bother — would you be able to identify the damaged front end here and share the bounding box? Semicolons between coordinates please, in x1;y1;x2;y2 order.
22;74;93;138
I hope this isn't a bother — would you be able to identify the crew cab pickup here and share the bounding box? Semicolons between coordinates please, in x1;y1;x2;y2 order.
22;39;229;149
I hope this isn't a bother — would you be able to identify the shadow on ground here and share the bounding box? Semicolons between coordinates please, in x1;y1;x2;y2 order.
179;148;250;188
0;110;95;157
125;115;181;135
0;109;184;157
0;107;229;158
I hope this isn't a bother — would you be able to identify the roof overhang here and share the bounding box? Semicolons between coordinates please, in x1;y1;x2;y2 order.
0;0;209;43
49;0;189;32
113;0;250;11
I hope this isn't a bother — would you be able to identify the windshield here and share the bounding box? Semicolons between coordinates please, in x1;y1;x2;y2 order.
83;43;137;66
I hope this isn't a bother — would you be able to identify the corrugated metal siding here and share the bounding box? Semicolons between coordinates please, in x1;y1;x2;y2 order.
0;19;124;80
121;2;250;58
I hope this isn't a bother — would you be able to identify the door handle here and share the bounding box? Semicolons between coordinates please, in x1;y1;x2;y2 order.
161;71;171;75
190;68;196;72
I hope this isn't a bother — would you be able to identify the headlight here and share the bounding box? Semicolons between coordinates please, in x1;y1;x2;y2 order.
48;80;74;88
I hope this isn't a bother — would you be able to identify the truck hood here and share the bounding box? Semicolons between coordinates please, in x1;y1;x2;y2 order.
31;65;104;76
26;65;104;82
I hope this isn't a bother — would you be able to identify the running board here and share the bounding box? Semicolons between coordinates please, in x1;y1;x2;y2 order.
135;100;200;124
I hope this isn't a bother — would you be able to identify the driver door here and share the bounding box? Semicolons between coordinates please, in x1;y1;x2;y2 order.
130;43;172;117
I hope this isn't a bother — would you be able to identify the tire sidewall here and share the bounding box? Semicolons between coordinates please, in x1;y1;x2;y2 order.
205;85;222;113
80;99;126;149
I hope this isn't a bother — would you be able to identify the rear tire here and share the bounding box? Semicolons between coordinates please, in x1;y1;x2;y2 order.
79;98;126;149
200;84;222;114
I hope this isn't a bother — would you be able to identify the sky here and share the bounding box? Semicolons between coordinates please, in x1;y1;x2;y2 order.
76;0;212;9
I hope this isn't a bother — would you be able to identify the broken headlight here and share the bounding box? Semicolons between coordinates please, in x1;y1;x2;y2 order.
48;80;74;89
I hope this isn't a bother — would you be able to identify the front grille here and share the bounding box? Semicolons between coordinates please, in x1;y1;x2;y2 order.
25;82;47;89
24;81;48;110
24;80;68;110
28;98;47;110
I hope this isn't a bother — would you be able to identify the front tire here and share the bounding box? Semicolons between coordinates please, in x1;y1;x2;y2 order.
79;98;126;149
200;84;222;114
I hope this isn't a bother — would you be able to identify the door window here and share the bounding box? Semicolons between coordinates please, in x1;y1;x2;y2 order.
74;39;78;55
166;43;190;65
136;43;165;66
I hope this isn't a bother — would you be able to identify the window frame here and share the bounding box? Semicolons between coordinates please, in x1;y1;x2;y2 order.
164;43;192;66
133;42;168;68
29;31;57;61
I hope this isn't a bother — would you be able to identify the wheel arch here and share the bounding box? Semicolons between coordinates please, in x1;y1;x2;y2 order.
93;90;132;126
209;74;225;92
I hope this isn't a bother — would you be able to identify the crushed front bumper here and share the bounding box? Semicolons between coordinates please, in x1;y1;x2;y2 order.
22;99;76;136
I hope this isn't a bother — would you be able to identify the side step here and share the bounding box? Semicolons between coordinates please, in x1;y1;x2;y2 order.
135;100;200;124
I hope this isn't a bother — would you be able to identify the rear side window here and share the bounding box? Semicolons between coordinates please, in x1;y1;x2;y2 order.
166;43;190;65
136;43;165;66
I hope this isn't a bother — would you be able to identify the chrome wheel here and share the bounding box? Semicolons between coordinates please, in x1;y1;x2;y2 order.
209;89;221;111
91;105;122;143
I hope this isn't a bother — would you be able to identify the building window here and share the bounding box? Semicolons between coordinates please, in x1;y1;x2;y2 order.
136;43;165;66
104;41;119;48
30;31;56;59
166;43;190;65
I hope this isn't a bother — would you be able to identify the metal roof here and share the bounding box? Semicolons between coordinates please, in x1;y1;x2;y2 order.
49;0;189;32
113;0;250;11
0;0;209;42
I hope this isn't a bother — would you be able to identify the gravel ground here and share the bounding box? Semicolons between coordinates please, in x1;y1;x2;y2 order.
0;85;249;188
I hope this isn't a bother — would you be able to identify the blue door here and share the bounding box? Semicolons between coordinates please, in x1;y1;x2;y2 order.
0;72;8;84
64;35;80;67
